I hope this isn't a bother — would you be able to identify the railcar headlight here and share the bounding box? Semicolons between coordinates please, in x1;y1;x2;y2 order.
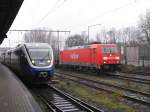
32;60;35;64
47;60;51;63
115;57;120;60
103;57;108;60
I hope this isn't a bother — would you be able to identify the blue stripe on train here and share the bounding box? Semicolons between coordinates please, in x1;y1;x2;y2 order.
30;66;55;76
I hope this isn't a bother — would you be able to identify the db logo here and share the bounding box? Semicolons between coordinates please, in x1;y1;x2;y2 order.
70;54;79;59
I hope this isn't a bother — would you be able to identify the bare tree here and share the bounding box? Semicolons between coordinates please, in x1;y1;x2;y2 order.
139;10;150;46
65;34;87;47
81;31;88;43
107;28;117;43
122;27;139;45
23;28;58;51
95;28;108;43
95;33;101;42
24;28;48;43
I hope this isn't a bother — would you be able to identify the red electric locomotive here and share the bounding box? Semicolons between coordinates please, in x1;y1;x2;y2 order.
59;43;121;71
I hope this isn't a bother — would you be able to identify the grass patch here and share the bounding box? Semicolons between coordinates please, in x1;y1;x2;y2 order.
120;65;137;73
55;79;136;112
121;65;150;73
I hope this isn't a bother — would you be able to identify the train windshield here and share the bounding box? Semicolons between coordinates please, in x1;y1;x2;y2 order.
28;48;52;60
102;47;118;53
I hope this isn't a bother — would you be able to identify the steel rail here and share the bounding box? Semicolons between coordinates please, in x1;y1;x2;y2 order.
50;86;104;112
55;72;150;106
122;71;150;76
105;72;150;84
37;95;57;112
56;69;150;84
33;85;104;112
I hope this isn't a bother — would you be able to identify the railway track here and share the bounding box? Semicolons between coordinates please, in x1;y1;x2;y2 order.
32;85;104;112
122;71;150;76
55;71;150;107
105;72;150;84
57;68;150;84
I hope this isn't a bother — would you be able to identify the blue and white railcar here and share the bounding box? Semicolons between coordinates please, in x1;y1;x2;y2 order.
3;43;54;83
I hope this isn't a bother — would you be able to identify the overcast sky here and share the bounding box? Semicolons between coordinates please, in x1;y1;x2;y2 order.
11;0;150;30
1;0;150;47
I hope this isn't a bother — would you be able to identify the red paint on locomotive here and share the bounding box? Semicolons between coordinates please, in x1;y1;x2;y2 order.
59;43;120;70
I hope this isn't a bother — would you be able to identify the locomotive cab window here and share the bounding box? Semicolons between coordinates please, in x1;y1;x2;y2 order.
102;47;118;53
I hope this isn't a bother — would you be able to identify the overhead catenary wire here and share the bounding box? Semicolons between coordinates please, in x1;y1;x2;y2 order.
90;1;134;22
72;0;137;30
35;0;67;27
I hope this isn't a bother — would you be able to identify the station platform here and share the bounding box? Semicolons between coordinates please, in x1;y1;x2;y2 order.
0;63;42;112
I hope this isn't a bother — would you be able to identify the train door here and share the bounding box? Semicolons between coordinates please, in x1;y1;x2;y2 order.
19;48;30;75
8;52;11;65
10;52;11;65
2;53;5;63
91;48;96;65
19;50;27;65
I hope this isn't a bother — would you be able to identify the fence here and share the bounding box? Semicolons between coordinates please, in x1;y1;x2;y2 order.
120;46;150;67
122;57;150;67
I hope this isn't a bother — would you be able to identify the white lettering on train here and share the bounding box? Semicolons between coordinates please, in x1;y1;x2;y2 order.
70;54;80;59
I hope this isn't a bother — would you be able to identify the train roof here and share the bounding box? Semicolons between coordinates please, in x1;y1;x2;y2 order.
15;43;50;47
3;43;52;53
24;43;52;49
64;43;117;50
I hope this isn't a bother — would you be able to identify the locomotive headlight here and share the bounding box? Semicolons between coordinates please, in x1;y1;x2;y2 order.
104;61;106;64
115;57;120;60
32;60;35;64
103;57;108;60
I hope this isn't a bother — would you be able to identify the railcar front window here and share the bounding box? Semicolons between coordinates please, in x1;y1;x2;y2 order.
28;48;51;60
102;47;118;53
